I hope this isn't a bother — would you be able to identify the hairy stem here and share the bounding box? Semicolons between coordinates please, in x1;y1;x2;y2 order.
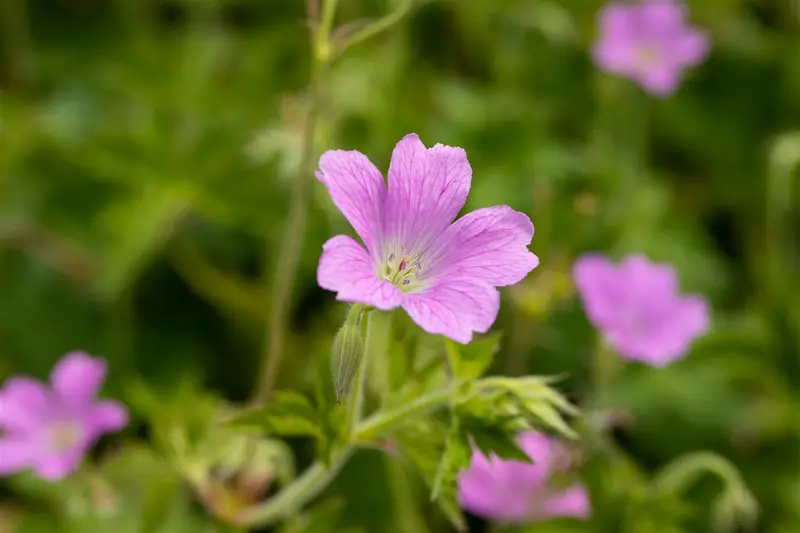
253;0;336;403
236;386;454;528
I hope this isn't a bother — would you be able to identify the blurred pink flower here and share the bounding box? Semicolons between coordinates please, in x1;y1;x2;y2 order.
592;0;710;96
316;133;539;343
573;254;710;365
458;432;591;523
0;352;128;481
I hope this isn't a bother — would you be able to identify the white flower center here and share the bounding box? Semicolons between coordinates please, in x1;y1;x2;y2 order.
46;420;83;452
635;42;660;69
379;251;424;292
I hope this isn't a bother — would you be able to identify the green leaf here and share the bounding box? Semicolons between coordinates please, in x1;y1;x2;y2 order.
460;414;531;463
228;391;322;438
395;420;467;532
445;333;501;381
431;418;470;531
140;474;182;533
523;400;577;439
95;185;192;300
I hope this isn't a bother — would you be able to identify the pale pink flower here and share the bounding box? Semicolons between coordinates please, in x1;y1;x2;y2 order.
573;254;710;365
458;432;591;523
0;352;128;481
316;133;539;343
592;0;710;96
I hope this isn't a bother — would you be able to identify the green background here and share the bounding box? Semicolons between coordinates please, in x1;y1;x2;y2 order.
0;0;798;532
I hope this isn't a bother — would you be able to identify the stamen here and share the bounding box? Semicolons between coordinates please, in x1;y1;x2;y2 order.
380;250;424;292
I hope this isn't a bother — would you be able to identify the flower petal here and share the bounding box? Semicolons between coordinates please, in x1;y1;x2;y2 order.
317;235;403;310
592;3;639;73
638;0;686;34
0;377;51;431
671;27;710;65
636;63;682;96
316;149;386;252
0;436;37;475
384;134;471;253
634;293;710;366
573;254;625;328
401;279;499;344
542;485;592;519
426;206;539;287
88;400;129;435
32;449;85;481
50;352;107;406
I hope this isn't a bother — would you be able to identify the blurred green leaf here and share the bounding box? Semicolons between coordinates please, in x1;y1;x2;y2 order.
96;186;191;300
431;418;470;531
460;414;531;463
228;390;322;438
444;333;501;381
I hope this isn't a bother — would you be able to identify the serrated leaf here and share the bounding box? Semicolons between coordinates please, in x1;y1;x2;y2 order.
395;419;467;532
431;420;461;499
431;419;470;531
445;333;501;381
461;415;532;463
228;391;322;438
524;400;577;438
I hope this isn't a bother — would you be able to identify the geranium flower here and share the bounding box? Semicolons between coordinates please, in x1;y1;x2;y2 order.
0;352;128;481
316;133;539;343
458;432;591;523
592;0;710;96
573;253;710;365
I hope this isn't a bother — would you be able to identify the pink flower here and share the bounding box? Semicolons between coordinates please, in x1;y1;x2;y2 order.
316;133;539;344
458;432;591;523
0;352;128;481
592;0;710;96
573;254;710;366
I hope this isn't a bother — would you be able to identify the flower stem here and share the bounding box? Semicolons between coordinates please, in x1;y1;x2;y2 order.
591;337;621;401
233;449;354;527
345;309;373;431
235;386;454;528
354;387;453;440
334;0;414;58
0;0;35;88
253;0;337;405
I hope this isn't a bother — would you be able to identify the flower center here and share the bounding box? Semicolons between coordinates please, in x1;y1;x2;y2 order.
46;420;83;453
379;252;423;292
635;42;660;68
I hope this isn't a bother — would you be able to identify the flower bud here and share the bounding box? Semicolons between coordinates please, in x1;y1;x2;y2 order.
330;318;364;404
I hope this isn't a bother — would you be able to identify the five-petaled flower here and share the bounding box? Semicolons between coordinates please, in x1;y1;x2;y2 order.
573;254;710;366
315;133;539;344
592;0;710;96
0;352;128;481
458;432;591;523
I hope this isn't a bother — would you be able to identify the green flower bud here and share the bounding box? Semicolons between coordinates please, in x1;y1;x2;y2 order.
331;310;364;404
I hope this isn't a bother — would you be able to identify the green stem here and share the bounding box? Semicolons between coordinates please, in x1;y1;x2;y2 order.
315;0;340;61
591;336;621;404
346;310;374;432
235;386;454;528
0;0;35;87
365;310;393;408
653;451;749;498
334;0;414;58
254;0;340;405
234;449;354;527
354;387;453;440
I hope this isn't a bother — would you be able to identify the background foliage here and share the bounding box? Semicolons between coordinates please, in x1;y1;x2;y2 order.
0;0;798;532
